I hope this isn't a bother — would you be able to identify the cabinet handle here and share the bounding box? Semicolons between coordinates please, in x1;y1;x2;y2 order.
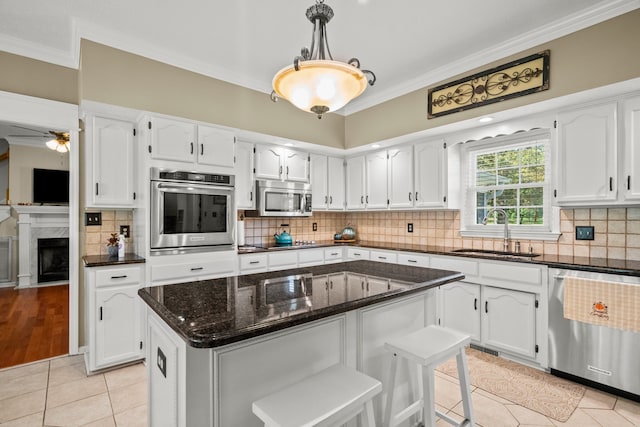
330;252;339;256
330;281;333;289
286;166;289;177
361;281;364;290
99;306;103;321
95;183;99;196
609;177;613;191
378;256;387;260
190;142;194;154
325;196;328;204
279;165;283;176
360;196;364;204
249;261;260;265
415;192;418;200
110;275;128;279
329;196;333;204
474;298;478;310
485;301;488;313
201;143;204;156
250;191;253;201
407;259;417;263
366;195;369;204
628;175;631;190
409;192;412;201
190;267;204;271
353;253;361;257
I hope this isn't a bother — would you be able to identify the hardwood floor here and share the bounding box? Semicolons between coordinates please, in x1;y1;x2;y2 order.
0;284;68;369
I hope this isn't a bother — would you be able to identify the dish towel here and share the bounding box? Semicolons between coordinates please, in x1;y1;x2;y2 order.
563;276;640;333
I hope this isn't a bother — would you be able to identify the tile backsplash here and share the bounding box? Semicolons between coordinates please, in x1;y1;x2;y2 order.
83;210;134;256
241;207;640;261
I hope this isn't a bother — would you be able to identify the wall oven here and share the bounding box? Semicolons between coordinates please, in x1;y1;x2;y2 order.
150;168;235;253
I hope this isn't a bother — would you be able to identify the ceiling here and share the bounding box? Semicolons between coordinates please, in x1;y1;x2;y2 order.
0;0;638;117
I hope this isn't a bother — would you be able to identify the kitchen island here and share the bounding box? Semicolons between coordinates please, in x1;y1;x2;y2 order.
139;260;463;427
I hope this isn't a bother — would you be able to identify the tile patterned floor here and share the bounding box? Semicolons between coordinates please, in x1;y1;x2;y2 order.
0;355;146;427
0;353;639;426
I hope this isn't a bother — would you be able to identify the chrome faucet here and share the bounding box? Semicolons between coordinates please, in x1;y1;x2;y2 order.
482;208;510;252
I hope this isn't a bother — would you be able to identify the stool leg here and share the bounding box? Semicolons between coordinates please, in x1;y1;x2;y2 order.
410;362;424;427
456;348;476;426
422;367;437;427
362;399;377;427
384;353;399;427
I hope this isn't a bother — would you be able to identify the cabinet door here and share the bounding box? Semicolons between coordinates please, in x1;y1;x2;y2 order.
327;156;346;210
482;286;536;358
196;125;235;168
284;149;310;182
327;273;347;305
310;154;328;209
254;145;283;180
623;95;640;201
91;117;136;207
439;282;480;342
365;151;388;209
366;277;390;296
555;103;618;204
347;273;366;300
414;139;447;208
388;146;414;209
311;276;329;307
346;156;366;210
150;117;196;163
235;141;255;209
95;285;141;368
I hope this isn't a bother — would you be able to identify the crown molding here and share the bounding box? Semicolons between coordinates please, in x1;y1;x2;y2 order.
0;33;75;69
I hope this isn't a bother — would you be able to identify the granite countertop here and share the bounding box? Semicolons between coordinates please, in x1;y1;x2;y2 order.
138;260;463;349
83;253;146;267
239;241;640;277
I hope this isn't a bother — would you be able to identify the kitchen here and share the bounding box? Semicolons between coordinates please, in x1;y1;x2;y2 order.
1;1;640;426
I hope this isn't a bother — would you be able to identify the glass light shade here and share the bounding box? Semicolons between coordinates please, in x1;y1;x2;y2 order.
273;60;367;114
46;138;70;153
46;138;59;150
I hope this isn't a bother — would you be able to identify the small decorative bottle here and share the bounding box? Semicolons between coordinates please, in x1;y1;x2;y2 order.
118;234;126;259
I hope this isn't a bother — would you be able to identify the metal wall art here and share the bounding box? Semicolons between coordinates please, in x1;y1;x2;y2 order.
428;50;550;118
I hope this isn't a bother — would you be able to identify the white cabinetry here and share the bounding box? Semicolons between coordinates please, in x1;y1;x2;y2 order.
310;154;345;210
369;249;398;264
86;116;136;208
414;139;450;208
85;264;144;373
235;140;255;209
397;252;429;268
365;151;388;209
388;146;413;209
267;251;298;271
346;156;366;210
324;247;344;263
298;248;325;266
345;247;370;260
149;251;237;285
148;116;235;168
623;95;640;201
438;281;481;341
239;253;268;274
255;145;309;182
555;102;618;205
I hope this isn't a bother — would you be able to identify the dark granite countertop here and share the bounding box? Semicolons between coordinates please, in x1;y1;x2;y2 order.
138;260;463;348
239;241;640;277
83;253;146;267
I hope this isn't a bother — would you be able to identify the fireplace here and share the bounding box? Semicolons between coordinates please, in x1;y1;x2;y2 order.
37;238;69;283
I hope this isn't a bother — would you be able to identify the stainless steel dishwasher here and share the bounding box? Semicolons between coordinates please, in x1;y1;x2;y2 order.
548;268;640;399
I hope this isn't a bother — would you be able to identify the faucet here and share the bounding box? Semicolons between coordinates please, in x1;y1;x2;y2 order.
482;208;510;252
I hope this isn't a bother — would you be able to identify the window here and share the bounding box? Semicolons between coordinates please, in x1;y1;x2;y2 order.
462;130;558;239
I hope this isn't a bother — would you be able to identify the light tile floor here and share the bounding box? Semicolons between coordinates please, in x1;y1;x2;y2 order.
1;354;639;426
0;355;147;427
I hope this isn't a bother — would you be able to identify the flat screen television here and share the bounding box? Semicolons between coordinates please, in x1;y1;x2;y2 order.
33;168;69;205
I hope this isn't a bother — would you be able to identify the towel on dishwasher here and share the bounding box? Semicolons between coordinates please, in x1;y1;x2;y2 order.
563;276;640;333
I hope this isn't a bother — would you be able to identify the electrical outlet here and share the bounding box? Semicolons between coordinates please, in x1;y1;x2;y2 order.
120;225;130;238
85;212;101;226
313;222;318;231
408;223;413;233
576;225;595;240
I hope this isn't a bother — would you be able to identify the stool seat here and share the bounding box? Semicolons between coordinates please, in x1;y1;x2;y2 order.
383;326;475;427
252;363;382;427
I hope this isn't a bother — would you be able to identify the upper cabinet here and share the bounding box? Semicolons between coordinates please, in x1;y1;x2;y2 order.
365;151;388;209
554;98;640;207
235;140;255;209
148;116;235;169
554;102;618;205
254;144;309;183
345;156;366;210
388;146;414;209
414;139;450;208
311;154;345;210
85;115;137;208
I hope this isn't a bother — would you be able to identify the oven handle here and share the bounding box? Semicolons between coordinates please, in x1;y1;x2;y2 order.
156;182;234;194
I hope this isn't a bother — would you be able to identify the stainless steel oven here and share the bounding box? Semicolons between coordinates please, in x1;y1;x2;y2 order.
150;168;235;253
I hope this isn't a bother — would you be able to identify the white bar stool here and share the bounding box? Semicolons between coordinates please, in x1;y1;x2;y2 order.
383;326;475;427
252;363;382;427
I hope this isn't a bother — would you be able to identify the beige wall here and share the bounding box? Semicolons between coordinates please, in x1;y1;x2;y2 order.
78;40;345;149
8;144;69;205
0;51;78;104
344;9;640;148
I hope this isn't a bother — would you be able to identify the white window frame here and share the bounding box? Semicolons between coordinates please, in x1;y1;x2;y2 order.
460;128;560;241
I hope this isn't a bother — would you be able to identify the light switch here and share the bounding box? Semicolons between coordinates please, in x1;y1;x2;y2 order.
575;226;594;240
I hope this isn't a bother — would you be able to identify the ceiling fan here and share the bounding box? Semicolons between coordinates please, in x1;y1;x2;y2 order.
8;125;70;153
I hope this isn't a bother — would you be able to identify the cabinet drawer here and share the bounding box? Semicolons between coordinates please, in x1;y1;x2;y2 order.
397;252;429;268
324;247;344;263
298;248;325;266
268;251;298;271
430;256;479;279
479;262;542;286
346;248;370;260
239;254;268;273
370;250;397;263
152;260;234;283
95;266;141;287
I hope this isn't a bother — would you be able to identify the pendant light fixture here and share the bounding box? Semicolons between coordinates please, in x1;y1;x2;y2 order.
271;0;376;119
45;131;70;153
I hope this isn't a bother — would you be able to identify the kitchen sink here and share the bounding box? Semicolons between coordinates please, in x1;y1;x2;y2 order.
452;248;541;258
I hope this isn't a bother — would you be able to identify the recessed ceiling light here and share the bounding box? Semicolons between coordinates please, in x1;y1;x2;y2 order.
285;142;294;147
478;117;494;123
371;144;380;148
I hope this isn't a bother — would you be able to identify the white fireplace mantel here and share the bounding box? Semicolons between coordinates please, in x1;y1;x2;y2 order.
12;205;69;287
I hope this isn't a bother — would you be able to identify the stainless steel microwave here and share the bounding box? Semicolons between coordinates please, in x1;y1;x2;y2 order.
253;180;312;217
150;168;235;252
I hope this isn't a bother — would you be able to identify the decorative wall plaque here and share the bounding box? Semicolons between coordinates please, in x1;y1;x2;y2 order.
428;50;550;118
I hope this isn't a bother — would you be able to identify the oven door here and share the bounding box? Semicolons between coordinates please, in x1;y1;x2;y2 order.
150;181;235;250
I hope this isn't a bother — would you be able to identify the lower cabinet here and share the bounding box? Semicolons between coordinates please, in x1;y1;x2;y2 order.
85;264;145;373
438;281;538;359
